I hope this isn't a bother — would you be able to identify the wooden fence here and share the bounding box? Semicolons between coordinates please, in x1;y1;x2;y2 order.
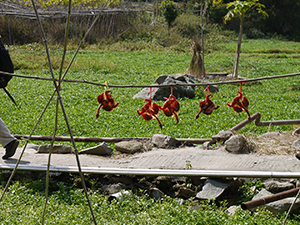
0;1;153;45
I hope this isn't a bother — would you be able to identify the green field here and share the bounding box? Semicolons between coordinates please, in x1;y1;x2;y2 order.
2;39;300;150
0;38;300;224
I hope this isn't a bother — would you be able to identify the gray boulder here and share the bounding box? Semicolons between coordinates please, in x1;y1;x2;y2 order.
196;179;231;200
212;130;234;143
133;74;197;101
151;134;179;148
264;180;295;193
115;140;144;154
225;134;247;154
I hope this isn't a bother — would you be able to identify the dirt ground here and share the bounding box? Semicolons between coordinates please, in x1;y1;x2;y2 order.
247;131;299;156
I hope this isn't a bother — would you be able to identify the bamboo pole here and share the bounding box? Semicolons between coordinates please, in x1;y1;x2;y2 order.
283;188;300;224
29;0;98;223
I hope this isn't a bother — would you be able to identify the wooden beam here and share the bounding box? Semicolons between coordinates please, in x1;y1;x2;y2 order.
13;134;211;144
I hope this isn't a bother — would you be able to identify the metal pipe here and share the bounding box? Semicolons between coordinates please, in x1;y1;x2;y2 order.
230;112;260;131
241;187;300;210
231;112;300;132
2;164;300;178
13;134;212;144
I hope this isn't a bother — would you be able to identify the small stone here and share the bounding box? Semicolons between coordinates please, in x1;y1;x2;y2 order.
37;144;73;154
291;140;300;150
292;128;300;135
149;188;165;200
202;141;211;150
79;142;113;155
212;130;233;143
155;176;172;191
175;187;196;199
108;190;131;203
178;198;186;205
101;183;126;195
225;205;240;216
26;143;39;151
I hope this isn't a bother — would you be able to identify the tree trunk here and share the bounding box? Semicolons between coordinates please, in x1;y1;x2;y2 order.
185;38;204;79
200;0;206;77
233;17;244;79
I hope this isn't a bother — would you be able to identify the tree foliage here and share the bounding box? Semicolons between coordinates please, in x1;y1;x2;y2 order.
223;0;268;24
223;0;268;78
208;0;300;40
258;0;300;40
159;0;179;29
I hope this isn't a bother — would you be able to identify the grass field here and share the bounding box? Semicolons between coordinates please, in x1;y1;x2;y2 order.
0;38;300;224
2;38;300;150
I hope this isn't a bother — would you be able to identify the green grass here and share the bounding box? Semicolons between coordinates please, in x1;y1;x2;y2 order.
1;182;300;224
1;37;300;223
3;39;300;149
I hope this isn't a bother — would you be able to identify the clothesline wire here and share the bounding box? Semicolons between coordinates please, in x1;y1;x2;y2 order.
0;70;300;88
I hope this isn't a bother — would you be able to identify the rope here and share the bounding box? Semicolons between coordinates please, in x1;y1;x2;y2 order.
1;70;300;88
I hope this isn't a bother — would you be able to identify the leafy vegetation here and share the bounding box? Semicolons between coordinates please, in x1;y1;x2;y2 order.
237;180;264;203
1;181;300;224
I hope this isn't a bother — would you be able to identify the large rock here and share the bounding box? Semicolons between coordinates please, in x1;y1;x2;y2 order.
225;134;247;153
115;140;144;154
79;142;113;155
196;179;231;200
264;180;295;193
151;134;179;148
133;74;197;101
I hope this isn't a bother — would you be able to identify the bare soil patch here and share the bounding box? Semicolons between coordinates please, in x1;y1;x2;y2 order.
248;131;299;156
